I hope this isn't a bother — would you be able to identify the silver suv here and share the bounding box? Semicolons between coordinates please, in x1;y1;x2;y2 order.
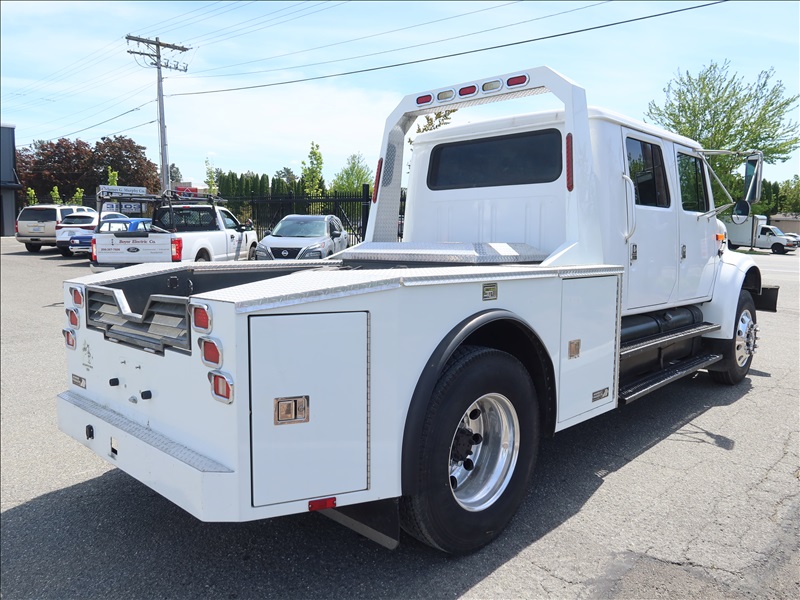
15;204;96;252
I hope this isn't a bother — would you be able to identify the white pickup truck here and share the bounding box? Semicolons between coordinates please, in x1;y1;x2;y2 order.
58;66;779;554
722;214;797;254
90;195;259;272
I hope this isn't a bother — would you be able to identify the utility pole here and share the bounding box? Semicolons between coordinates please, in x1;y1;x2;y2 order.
126;35;190;193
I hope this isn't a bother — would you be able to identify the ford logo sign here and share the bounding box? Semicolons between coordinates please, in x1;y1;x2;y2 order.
127;247;140;253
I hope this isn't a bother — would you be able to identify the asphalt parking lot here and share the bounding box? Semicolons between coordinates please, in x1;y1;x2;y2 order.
1;237;798;599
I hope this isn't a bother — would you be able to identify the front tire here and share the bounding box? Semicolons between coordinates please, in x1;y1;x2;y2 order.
400;346;539;554
771;243;785;254
709;290;757;385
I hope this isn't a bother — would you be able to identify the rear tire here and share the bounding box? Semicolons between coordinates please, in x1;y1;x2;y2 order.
400;346;539;554
248;244;257;260
709;290;757;385
59;247;73;257
24;243;41;253
771;243;785;254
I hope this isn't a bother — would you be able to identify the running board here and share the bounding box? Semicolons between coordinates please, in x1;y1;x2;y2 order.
619;353;722;404
620;322;721;359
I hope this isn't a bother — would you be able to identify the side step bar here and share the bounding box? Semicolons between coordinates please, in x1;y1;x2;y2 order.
619;353;722;404
620;322;721;359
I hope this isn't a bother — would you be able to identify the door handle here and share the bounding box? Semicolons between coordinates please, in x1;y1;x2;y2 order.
630;244;638;262
681;245;687;259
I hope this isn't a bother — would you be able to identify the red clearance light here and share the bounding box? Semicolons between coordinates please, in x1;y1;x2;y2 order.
372;158;383;204
566;133;574;192
308;497;336;511
459;85;477;97
192;305;211;332
66;308;79;328
63;329;76;350
199;337;222;367
15;220;18;234
507;74;529;87
171;237;183;262
416;94;433;105
70;287;84;307
208;371;233;403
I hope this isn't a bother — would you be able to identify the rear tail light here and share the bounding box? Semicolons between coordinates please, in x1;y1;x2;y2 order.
198;337;222;368
65;308;80;328
372;158;383;203
70;286;84;307
190;303;212;333
15;220;18;234
91;238;97;262
208;371;233;403
506;74;529;87
308;497;336;511
63;329;76;350
171;237;183;262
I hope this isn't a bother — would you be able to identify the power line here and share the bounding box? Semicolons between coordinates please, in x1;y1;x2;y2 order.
169;1;727;98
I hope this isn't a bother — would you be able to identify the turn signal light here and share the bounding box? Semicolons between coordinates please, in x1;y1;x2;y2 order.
65;308;79;328
198;337;222;368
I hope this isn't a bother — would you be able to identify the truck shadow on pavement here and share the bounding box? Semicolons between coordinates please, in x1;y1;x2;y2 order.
0;374;754;600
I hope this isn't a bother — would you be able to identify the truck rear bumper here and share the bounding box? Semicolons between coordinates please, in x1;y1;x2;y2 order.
57;391;239;521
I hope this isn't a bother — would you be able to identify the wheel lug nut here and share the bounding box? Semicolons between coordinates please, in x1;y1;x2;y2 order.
469;409;481;420
464;459;474;471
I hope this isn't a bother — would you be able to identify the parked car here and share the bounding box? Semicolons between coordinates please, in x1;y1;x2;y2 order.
255;214;349;260
15;204;96;253
68;217;151;255
55;211;128;256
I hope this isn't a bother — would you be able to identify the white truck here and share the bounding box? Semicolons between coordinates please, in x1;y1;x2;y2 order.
722;214;797;254
90;193;259;272
58;67;779;555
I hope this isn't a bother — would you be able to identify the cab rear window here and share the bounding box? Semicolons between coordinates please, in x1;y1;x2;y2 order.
427;129;562;190
18;208;57;221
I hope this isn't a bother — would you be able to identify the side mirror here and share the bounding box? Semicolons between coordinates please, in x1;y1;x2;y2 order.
331;230;341;239
743;153;763;204
731;199;750;225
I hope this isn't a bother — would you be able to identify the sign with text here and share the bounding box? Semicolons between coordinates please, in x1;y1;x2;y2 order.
98;185;148;195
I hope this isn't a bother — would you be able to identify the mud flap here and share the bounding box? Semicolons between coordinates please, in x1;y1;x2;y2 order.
754;285;779;312
322;498;400;550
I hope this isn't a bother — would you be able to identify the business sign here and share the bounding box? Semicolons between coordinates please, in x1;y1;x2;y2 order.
98;185;148;195
102;202;143;213
176;186;198;197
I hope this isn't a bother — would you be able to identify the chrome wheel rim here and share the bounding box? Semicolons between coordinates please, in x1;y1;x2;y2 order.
734;308;756;367
449;393;520;512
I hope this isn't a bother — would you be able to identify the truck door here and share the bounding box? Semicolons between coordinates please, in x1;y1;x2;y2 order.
623;130;678;309
220;208;244;260
675;148;717;302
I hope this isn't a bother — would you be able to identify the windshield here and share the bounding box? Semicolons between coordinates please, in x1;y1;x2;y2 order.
272;219;326;238
771;226;785;235
62;215;96;225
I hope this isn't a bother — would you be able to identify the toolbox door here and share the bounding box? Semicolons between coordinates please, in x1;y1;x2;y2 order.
250;312;368;507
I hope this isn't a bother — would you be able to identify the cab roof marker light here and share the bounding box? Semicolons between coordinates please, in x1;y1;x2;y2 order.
458;85;477;98
506;74;529;88
437;89;455;102
482;80;503;93
416;94;433;106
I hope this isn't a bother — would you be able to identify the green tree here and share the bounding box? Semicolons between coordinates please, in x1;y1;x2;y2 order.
301;142;324;196
204;158;218;195
26;188;37;206
50;186;62;204
169;163;182;183
273;167;297;185
93;136;159;193
70;187;84;205
779;175;800;213
106;166;119;186
330;153;373;194
646;60;800;195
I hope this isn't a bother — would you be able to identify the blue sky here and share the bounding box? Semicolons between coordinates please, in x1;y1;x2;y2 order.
1;1;798;188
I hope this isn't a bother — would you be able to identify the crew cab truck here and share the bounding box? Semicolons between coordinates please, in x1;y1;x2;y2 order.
58;67;779;555
90;193;258;272
722;214;797;253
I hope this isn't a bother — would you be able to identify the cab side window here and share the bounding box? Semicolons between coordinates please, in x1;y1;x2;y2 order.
626;138;670;208
677;153;709;213
220;209;239;230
